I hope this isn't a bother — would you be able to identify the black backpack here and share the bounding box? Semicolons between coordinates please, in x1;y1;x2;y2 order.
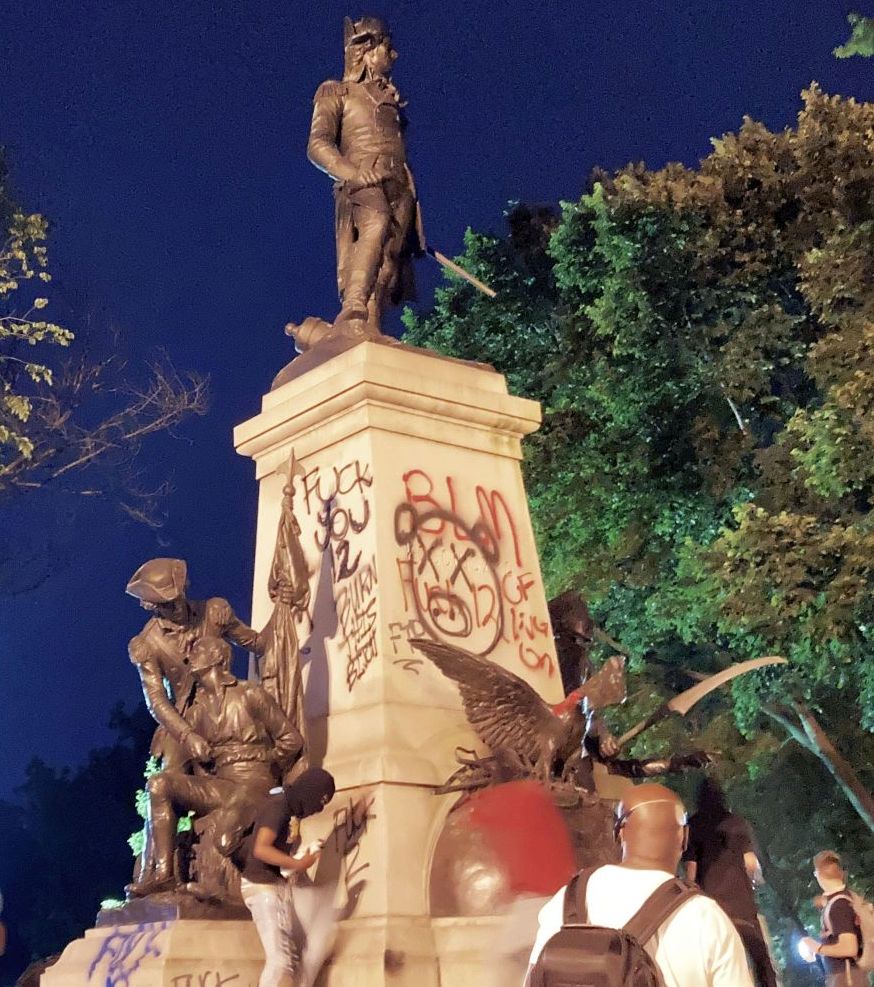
529;867;700;987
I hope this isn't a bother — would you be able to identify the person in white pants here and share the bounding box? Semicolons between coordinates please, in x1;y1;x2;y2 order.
239;768;335;987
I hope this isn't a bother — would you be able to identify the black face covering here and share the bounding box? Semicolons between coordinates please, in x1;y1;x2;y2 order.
283;768;336;818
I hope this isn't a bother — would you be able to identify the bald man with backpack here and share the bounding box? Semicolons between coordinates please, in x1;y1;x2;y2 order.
526;783;753;987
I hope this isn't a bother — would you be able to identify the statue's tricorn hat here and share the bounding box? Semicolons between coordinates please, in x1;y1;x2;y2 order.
126;558;188;604
343;15;389;49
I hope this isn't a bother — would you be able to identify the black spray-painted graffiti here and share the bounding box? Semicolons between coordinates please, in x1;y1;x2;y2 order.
332;795;376;895
302;460;373;523
315;497;370;571
88;922;167;986
299;459;379;691
336;559;378;690
392;657;424;674
394;501;503;657
170;973;241;987
388;616;428;654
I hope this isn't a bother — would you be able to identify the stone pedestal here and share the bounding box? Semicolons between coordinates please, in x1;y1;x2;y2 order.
41;920;263;986
42;341;563;987
232;340;562;984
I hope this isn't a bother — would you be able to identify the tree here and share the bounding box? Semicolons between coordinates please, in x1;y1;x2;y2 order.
834;13;874;58
0;151;208;531
0;158;72;464
0;705;153;987
405;86;874;982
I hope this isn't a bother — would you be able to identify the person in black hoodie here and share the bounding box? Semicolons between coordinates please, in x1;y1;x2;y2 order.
239;768;336;987
683;778;778;987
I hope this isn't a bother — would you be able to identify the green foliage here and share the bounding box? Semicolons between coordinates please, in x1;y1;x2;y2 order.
128;755;191;858
0;164;74;464
128;755;160;857
405;86;874;984
0;150;207;534
834;13;874;58
406;84;874;736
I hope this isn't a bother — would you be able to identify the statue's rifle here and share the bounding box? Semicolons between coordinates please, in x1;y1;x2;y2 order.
425;245;497;298
615;655;788;751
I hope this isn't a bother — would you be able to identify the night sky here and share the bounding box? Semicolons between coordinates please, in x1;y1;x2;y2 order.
1;1;871;798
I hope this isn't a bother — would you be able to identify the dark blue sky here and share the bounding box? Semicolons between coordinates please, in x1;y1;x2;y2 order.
1;1;871;797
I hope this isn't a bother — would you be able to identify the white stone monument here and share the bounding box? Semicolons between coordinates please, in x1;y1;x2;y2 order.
233;340;562;986
42;340;563;987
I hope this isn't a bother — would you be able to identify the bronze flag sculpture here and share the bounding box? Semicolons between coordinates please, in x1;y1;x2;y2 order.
256;452;311;765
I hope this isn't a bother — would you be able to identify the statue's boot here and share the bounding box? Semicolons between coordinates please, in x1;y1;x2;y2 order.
336;218;389;328
125;872;176;898
126;799;178;898
336;291;369;325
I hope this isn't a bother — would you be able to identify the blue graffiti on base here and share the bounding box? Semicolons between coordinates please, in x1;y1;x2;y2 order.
88;922;168;986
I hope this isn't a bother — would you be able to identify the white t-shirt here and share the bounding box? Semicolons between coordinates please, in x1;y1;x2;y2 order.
527;864;754;987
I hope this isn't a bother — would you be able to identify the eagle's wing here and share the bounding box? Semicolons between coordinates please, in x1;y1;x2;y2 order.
410;638;561;763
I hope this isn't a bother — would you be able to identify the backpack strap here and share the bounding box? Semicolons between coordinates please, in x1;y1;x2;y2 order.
823;892;854;936
623;878;700;946
562;866;599;926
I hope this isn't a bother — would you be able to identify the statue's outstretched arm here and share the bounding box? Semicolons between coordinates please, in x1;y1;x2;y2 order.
210;597;264;656
133;654;195;746
223;614;263;655
607;750;713;778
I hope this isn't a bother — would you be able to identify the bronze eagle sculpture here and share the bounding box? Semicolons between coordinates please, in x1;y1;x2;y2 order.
409;638;627;783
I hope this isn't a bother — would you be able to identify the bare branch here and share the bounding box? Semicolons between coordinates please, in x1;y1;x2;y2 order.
720;384;747;433
0;348;209;526
761;704;813;752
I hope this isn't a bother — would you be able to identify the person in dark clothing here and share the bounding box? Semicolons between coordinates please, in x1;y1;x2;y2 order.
683;778;778;987
800;850;865;987
239;768;336;987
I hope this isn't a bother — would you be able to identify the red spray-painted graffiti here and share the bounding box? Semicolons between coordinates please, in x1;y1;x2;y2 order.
393;469;554;676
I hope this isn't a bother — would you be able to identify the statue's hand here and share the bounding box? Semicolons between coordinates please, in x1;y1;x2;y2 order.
275;582;308;608
670;750;715;771
347;165;385;192
184;731;212;763
598;732;620;759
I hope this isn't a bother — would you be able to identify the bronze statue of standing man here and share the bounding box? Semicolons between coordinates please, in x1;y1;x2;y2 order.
307;16;424;338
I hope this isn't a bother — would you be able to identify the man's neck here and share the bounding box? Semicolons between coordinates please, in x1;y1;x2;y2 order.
156;600;192;628
822;880;848;895
203;671;230;697
620;854;676;873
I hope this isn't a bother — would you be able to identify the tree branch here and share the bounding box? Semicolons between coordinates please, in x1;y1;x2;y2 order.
762;705;814;753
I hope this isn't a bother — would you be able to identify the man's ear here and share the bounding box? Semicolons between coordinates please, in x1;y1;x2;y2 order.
681;825;690;853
